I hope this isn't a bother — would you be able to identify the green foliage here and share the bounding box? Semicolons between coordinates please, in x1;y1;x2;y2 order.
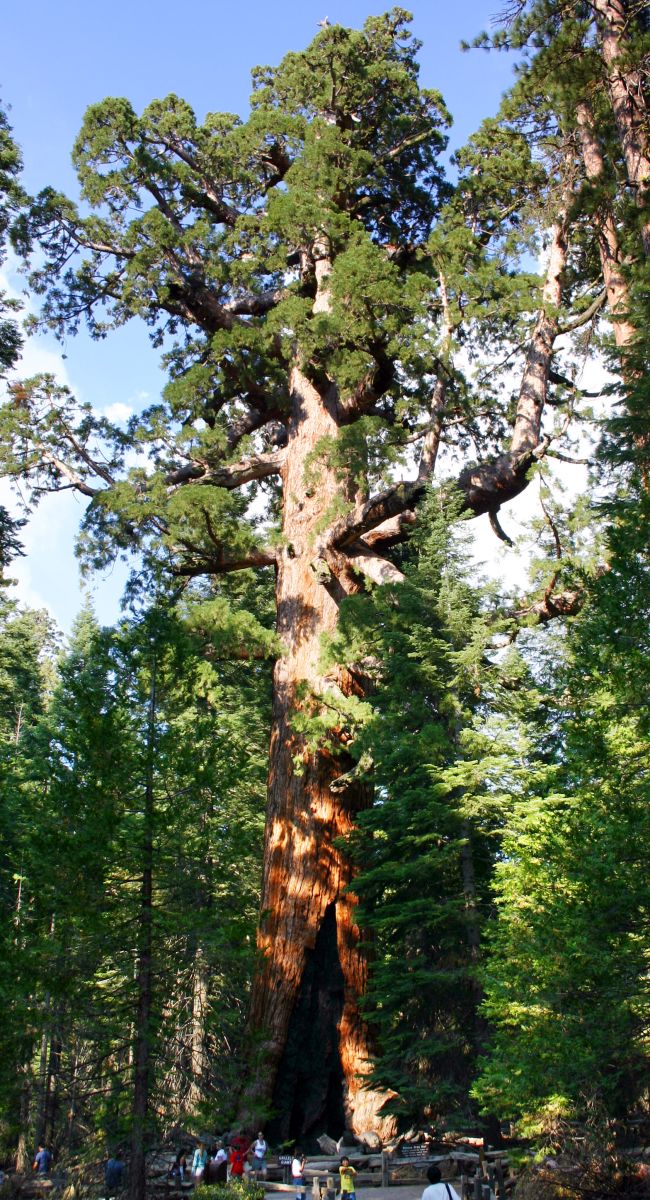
195;1182;265;1200
0;595;58;1151
2;3;649;1147
473;482;650;1128
323;496;519;1125
0;102;24;375
0;591;272;1157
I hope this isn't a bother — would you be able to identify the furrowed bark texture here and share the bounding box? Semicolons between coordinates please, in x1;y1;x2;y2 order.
576;100;637;348
593;0;650;256
242;364;393;1139
458;200;569;511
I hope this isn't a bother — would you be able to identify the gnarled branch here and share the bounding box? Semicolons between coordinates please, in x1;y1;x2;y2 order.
173;547;277;577
165;447;286;489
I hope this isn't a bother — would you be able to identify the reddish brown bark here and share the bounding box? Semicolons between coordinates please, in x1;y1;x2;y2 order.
575;96;650;480
241;189;578;1136
576;99;637;348
592;0;650;255
242;361;395;1136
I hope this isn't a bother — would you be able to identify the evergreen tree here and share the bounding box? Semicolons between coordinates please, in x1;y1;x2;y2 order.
0;590;271;1177
474;505;650;1125
2;11;609;1132
0;102;26;570
0;100;23;374
0;597;57;1165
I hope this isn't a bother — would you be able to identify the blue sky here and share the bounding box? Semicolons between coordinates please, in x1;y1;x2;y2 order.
2;1;523;633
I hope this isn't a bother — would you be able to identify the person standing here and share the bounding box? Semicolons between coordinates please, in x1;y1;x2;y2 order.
252;1133;268;1181
291;1149;306;1200
192;1143;208;1183
33;1146;52;1175
339;1157;357;1200
170;1150;188;1182
229;1141;246;1180
105;1150;126;1195
213;1143;228;1184
422;1165;461;1200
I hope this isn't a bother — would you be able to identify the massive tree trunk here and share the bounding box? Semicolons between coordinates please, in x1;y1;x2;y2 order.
241;189;575;1137
242;361;393;1139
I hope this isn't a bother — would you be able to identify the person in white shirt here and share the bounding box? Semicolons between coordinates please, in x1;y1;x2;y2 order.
252;1133;268;1179
292;1150;306;1200
422;1165;461;1200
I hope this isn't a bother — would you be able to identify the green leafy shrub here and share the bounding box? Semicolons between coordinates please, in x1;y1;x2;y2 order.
194;1182;265;1200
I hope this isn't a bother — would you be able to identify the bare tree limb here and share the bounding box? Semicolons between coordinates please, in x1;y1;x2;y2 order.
173;548;277;577
489;510;514;546
165;447;286;489
558;287;607;333
39;450;99;497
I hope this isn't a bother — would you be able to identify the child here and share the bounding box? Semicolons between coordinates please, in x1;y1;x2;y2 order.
229;1143;246;1180
339;1156;357;1200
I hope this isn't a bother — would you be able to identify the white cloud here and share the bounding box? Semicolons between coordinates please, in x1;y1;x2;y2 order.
103;401;133;424
1;259;72;389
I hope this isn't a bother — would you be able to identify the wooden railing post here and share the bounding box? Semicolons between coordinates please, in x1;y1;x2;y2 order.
381;1153;389;1189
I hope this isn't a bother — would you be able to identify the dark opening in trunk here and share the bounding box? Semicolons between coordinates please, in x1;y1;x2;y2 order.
268;902;346;1146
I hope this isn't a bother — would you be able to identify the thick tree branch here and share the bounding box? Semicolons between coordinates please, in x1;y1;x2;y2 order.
223;287;287;317
39;450;100;497
343;541;405;586
506;586;584;630
173;547;277;577
557;287;607;334
165;447;286;489
226;406;287;454
355;511;417;549
456;184;571;515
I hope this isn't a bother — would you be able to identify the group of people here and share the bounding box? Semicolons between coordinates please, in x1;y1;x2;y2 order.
291;1151;358;1200
103;1136;461;1200
22;1139;464;1200
175;1132;269;1186
291;1153;461;1200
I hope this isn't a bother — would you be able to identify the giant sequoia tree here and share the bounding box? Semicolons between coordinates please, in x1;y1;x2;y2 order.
4;8;632;1133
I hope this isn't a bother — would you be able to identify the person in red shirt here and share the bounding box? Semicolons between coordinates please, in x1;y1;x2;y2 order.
229;1143;246;1179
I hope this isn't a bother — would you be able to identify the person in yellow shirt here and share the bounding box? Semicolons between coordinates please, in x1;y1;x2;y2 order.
339;1157;357;1200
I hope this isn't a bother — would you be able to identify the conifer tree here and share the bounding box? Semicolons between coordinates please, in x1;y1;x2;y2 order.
0;597;57;1165
3;11;615;1131
3;591;270;1175
473;484;650;1126
322;501;496;1128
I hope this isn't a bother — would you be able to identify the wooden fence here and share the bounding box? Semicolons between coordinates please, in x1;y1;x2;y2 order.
263;1148;516;1195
